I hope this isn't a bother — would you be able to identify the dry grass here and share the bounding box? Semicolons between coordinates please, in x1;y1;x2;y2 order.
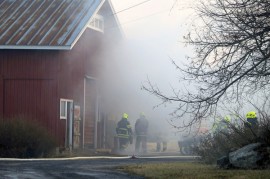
119;162;270;179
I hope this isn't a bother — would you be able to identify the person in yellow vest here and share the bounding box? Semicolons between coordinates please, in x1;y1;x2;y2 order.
116;113;133;151
212;115;231;134
245;111;258;129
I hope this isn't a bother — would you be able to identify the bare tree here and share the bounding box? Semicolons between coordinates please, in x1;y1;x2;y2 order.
143;0;270;129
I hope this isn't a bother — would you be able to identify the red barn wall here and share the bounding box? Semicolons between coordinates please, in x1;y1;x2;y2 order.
57;29;104;148
0;29;104;146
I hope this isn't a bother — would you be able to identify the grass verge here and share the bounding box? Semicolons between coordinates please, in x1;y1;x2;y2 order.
118;162;270;179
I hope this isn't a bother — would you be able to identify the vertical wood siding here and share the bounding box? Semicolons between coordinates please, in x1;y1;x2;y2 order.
0;29;104;147
84;79;97;148
4;79;57;130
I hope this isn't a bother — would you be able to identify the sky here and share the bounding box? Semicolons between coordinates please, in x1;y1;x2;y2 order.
101;0;199;135
109;0;197;80
110;0;195;64
110;0;195;38
101;0;264;139
109;0;196;92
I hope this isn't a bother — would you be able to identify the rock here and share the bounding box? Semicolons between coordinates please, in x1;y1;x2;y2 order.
229;143;269;169
217;156;232;169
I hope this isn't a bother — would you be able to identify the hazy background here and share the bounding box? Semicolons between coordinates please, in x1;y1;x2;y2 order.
99;0;199;142
95;1;266;152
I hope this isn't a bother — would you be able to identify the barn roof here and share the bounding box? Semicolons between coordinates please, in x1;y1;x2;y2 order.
0;0;104;50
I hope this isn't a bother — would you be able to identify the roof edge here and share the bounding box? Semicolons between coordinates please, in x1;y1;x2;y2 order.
0;45;71;50
107;0;125;38
70;0;106;49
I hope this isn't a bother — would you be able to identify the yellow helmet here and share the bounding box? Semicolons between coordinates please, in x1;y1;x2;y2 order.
246;111;256;119
224;115;231;123
140;112;145;118
122;113;128;119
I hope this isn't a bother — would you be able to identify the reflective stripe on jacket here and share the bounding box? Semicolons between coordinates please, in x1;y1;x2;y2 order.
117;128;129;138
116;118;133;138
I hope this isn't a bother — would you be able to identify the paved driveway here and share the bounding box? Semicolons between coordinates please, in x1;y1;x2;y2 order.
0;155;198;179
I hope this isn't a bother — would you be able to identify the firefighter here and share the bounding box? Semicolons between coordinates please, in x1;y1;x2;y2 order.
116;113;133;152
135;112;149;154
245;111;258;129
212;115;231;134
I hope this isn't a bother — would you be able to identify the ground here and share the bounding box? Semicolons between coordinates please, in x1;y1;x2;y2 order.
0;155;197;179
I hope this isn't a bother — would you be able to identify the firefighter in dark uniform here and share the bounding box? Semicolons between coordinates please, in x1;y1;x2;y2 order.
116;113;133;151
245;111;258;130
135;112;149;154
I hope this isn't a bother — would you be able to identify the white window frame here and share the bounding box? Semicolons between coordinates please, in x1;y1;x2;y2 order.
88;14;104;32
60;99;73;119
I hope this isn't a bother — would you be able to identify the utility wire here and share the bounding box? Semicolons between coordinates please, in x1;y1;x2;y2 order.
105;0;191;30
119;9;169;25
106;9;170;29
170;0;178;14
109;0;152;16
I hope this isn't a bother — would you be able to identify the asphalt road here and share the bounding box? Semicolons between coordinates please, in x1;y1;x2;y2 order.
0;155;198;179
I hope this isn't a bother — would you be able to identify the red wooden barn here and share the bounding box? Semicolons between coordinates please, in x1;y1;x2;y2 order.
0;0;122;150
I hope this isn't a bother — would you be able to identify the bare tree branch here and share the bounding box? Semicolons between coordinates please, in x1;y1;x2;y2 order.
143;0;270;129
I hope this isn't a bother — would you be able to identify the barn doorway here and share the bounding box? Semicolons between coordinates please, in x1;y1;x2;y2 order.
83;76;98;149
60;99;74;149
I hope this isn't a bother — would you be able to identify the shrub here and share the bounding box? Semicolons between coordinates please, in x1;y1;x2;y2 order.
0;117;57;158
193;116;270;164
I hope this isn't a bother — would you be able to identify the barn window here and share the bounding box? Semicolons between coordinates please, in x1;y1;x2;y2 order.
88;14;104;32
60;99;68;119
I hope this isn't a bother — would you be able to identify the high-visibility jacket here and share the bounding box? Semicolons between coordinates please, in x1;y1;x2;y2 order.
212;119;229;134
116;118;132;139
246;111;258;126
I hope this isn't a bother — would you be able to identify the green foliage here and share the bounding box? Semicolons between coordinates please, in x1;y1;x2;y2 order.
0;117;56;158
193;116;270;164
